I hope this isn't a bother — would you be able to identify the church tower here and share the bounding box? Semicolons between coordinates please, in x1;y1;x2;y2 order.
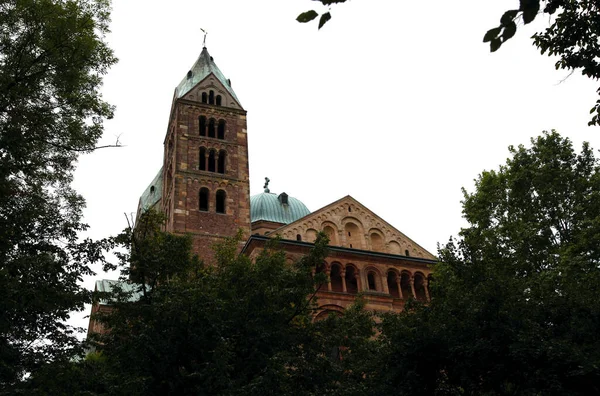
161;46;251;256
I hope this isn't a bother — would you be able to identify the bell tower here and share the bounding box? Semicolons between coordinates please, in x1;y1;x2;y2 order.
161;46;251;257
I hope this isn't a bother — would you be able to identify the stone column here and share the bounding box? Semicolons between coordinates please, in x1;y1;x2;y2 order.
409;277;416;299
326;268;332;292
396;276;403;299
424;278;430;301
341;269;347;293
382;273;390;294
355;273;362;292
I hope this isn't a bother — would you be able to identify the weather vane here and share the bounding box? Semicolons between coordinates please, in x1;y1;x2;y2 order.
200;28;208;47
264;177;270;193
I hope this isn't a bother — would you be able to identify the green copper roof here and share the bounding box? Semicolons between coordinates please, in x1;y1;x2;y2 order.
175;47;241;106
250;192;311;224
139;167;162;211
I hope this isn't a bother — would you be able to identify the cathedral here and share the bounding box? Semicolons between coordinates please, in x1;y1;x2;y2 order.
88;45;436;334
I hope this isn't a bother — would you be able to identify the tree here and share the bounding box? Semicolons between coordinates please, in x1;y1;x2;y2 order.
375;131;600;395
76;212;377;395
0;0;116;388
299;1;600;126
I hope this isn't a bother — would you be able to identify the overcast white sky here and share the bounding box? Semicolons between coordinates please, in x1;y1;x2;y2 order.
71;0;600;330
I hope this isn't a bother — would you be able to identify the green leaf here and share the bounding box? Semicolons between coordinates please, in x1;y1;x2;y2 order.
490;38;502;52
522;1;539;24
484;27;501;43
318;12;331;29
502;22;517;41
500;10;518;24
297;10;319;23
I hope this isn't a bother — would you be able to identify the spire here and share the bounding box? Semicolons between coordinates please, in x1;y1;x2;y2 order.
175;46;241;106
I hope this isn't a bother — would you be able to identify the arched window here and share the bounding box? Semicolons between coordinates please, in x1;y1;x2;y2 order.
405;249;410;257
216;95;222;106
217;150;226;174
401;272;412;299
427;274;433;299
323;225;337;245
345;266;358;294
199;147;206;171
201;92;207;104
208;118;216;138
371;232;384;252
217;119;225;139
296;234;302;241
330;263;343;292
367;271;377;291
208;150;216;172
414;273;427;301
199;187;209;211
344;222;363;249
209;90;215;105
315;262;327;290
199;116;206;136
216;189;226;214
387;271;400;298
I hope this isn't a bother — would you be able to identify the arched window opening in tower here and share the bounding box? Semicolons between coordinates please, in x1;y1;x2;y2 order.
330;263;343;292
216;189;226;214
414;273;427;301
387;271;400;298
199;187;209;212
216;95;222;106
218;150;226;174
367;271;377;291
201;92;207;104
208;150;216;172
199;116;206;136
209;90;215;105
208;118;216;138
400;272;412;299
345;266;358;294
296;234;302;241
405;249;410;257
217;119;226;139
199;147;206;171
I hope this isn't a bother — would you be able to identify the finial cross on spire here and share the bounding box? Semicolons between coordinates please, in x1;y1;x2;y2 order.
200;28;208;47
264;177;270;193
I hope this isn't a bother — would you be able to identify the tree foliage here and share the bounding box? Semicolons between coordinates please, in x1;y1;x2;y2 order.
0;0;116;388
374;131;600;395
66;213;378;395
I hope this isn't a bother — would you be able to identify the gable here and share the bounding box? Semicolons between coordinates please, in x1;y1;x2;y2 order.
272;196;436;260
181;72;242;110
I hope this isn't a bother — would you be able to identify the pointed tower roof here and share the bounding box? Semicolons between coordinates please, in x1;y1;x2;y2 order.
175;47;241;105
